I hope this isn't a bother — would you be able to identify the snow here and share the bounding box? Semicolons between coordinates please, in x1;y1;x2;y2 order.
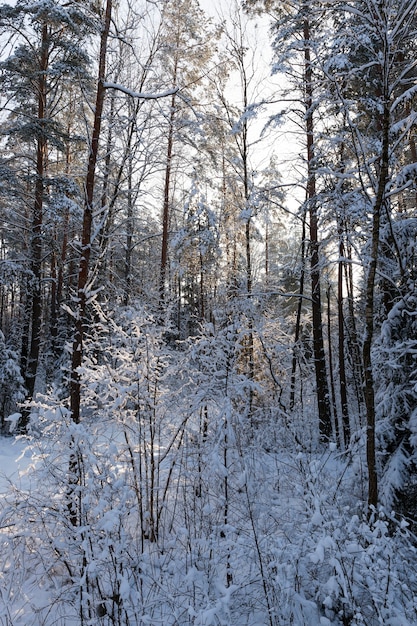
0;316;417;626
4;412;21;433
0;436;33;495
1;411;415;626
103;82;179;100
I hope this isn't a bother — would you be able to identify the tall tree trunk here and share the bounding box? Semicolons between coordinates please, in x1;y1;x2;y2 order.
50;120;74;370
124;153;134;306
290;210;307;410
240;63;255;407
304;17;332;441
70;0;112;425
199;232;205;320
327;286;339;445
334;134;350;447
265;220;269;282
405;101;417;210
160;89;176;308
55;186;71;346
338;228;350;448
49;245;58;356
344;242;364;417
362;100;390;510
20;22;49;431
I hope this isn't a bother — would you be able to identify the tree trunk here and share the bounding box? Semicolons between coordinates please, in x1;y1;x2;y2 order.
344;242;364;417
70;0;112;425
304;17;332;441
290;210;307;410
20;22;49;431
124;154;134;306
362;101;390;510
160;89;177;307
327;286;339;445
338;228;350;448
240;63;255;407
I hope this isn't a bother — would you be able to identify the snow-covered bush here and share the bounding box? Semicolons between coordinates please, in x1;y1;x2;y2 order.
1;303;417;626
0;331;25;434
375;286;417;511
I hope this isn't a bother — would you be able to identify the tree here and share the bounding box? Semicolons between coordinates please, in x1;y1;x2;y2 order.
0;330;25;433
0;0;91;430
324;0;417;507
209;4;287;419
70;0;113;425
68;0;182;425
246;0;333;440
219;6;257;394
155;0;219;309
302;6;332;442
172;174;220;333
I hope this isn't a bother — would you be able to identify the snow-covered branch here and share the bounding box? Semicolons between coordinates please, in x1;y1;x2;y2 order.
103;82;179;100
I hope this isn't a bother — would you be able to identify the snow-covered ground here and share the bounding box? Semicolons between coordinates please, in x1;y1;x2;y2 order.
1;420;416;626
0;320;416;626
0;436;33;494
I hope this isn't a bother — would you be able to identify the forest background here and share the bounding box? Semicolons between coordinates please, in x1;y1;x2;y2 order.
1;0;417;624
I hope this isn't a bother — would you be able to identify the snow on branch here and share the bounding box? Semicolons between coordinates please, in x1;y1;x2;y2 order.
103;82;179;100
390;82;417;113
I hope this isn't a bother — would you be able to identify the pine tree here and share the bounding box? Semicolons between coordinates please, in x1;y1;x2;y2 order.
70;0;113;426
0;0;91;430
155;0;219;309
324;0;417;508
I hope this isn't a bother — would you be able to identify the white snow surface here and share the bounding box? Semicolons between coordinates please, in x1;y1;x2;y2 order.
0;436;34;494
1;421;416;626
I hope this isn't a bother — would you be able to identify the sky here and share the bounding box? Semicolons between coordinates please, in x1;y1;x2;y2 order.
198;0;303;209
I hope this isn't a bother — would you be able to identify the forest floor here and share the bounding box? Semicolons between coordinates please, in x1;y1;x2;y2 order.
0;437;31;495
1;419;416;625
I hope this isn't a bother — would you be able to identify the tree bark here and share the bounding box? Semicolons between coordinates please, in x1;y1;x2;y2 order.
362;100;390;510
327;286;339;445
70;0;112;424
304;17;332;441
338;229;350;448
160;89;176;307
20;22;49;431
290;210;307;410
344;242;364;415
124;153;134;306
